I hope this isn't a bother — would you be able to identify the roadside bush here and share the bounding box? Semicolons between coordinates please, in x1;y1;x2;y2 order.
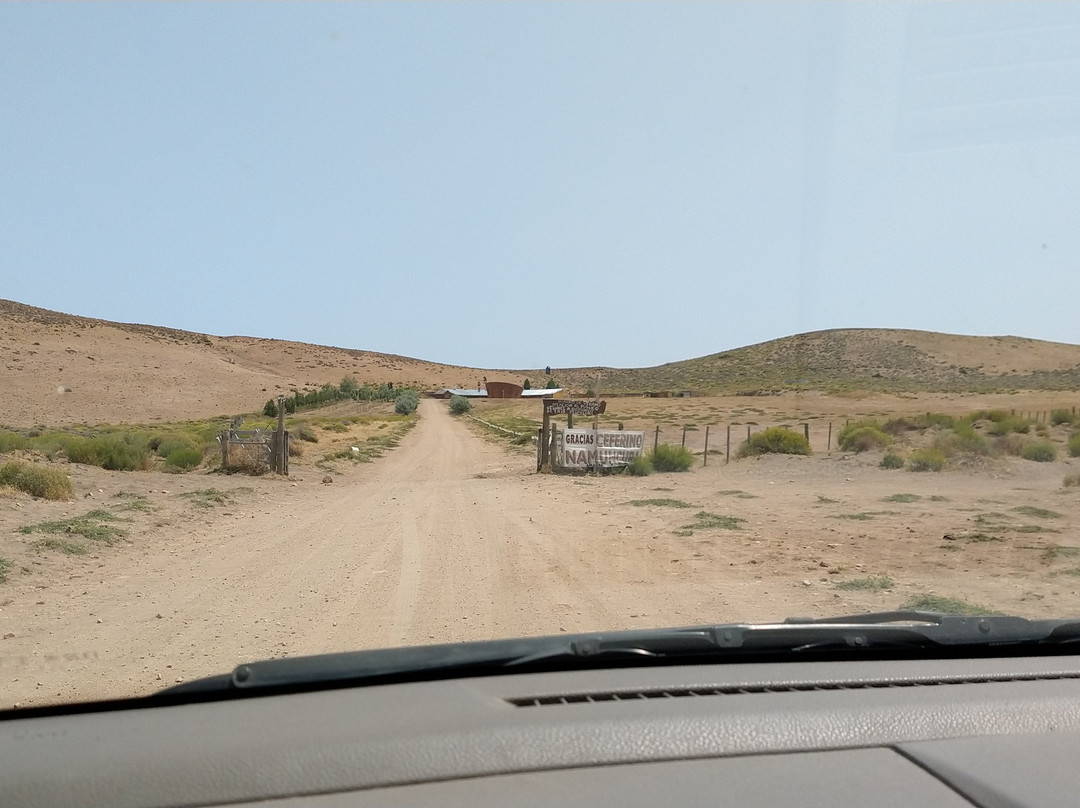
297;425;318;443
922;412;956;430
738;427;812;457
624;454;652;476
394;391;420;416
908;448;946;472
0;430;30;454
1052;409;1076;426
933;420;989;457
448;395;471;415
62;435;148;471
880;453;904;470
882;418;919;436
648;444;695;472
1021;442;1057;462
837;420;880;449
164;446;203;471
838;426;891;453
987;416;1030;436
0;460;72;500
1069;432;1080;457
993;434;1025;456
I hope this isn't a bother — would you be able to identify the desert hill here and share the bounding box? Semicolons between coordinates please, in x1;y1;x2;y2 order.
3;299;1080;426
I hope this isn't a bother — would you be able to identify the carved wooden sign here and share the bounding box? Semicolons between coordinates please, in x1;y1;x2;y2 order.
543;399;606;417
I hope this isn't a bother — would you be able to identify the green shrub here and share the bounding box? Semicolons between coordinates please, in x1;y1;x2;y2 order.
922;412;956;429
62;435;148;471
164;446;203;471
0;460;73;500
0;556;11;584
394;391;420;415
882;418;918;436
933;420;989;457
297;425;318;443
0;430;30;454
880;453;904;470
263;399;278;417
987;416;1030;436
647;444;695;472
1021;442;1057;462
738;427;812;457
1052;409;1076;426
838;426;891;453
1069;432;1080;457
624;454;652;476
449;395;471;415
908;448;946;472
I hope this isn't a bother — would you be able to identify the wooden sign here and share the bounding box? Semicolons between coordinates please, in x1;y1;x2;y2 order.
543;399;606;417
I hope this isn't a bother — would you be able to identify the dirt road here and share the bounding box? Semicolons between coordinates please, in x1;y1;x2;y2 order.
6;398;1080;708
3;400;630;706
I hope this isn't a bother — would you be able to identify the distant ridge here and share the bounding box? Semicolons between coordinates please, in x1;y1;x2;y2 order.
2;299;1080;425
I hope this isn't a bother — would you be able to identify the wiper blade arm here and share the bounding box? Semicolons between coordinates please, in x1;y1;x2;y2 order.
159;613;1080;699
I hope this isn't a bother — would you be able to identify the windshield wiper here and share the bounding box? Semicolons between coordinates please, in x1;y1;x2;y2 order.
160;611;1080;699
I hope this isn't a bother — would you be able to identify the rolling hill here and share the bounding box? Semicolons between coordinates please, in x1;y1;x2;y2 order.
3;299;1080;426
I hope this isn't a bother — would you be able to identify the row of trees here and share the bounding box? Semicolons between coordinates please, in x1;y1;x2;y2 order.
263;377;410;417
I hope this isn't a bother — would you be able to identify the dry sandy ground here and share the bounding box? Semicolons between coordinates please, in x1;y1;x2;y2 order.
3;399;1080;709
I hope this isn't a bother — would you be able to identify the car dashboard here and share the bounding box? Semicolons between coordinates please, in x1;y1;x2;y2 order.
5;653;1080;807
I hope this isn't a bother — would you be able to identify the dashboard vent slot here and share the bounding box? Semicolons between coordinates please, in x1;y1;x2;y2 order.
508;671;1080;707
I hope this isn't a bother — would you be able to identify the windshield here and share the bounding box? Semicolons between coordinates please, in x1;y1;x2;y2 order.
3;1;1080;709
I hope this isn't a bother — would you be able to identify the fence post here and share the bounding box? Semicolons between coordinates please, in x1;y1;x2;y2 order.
275;396;286;474
803;423;809;442
703;425;710;467
654;425;660;451
746;425;751;442
681;425;687;447
726;425;731;464
219;430;229;469
827;422;832;451
536;427;543;472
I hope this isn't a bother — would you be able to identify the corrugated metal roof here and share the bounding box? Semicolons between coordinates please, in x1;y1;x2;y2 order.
521;388;563;397
443;388;488;397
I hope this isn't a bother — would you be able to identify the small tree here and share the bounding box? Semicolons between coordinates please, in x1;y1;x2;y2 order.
394;390;419;415
449;395;471;415
545;366;551;376
545;378;558;389
340;376;358;395
263;399;278;418
523;378;531;390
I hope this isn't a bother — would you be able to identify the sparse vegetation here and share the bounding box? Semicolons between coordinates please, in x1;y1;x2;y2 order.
883;493;920;503
180;488;233;508
164;445;203;471
880;453;904;469
0;556;11;584
680;511;745;531
1021;441;1057;462
902;594;1001;615
31;537;89;555
835;575;894;591
628;498;693;508
737;427;811;457
297;425;318;443
0;460;73;500
647;443;695;472
20;510;126;545
1013;505;1061;519
908;448;946;472
1064;471;1080;488
449;395;471;415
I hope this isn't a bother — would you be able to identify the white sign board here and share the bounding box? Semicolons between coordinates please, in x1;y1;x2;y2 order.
557;429;645;469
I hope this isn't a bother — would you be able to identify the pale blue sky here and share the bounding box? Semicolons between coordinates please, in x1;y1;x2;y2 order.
3;2;1080;369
